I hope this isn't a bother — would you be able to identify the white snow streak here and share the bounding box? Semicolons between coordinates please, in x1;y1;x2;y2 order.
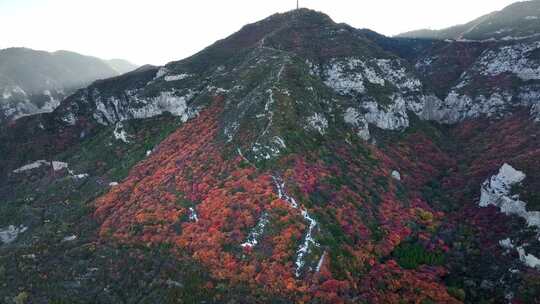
241;212;269;248
272;176;319;277
482;164;540;269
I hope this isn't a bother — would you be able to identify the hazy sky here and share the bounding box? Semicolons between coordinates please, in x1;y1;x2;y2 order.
0;0;522;65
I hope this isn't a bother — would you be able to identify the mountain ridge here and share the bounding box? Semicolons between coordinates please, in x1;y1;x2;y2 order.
1;7;540;303
397;0;540;41
0;47;138;123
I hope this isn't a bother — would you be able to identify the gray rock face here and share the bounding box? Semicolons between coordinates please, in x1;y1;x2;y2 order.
343;107;370;140
414;39;540;125
422;92;512;124
317;56;440;134
91;89;199;125
311;43;538;135
21;9;540;148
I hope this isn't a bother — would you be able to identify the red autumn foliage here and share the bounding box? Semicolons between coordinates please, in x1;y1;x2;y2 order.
94;97;513;302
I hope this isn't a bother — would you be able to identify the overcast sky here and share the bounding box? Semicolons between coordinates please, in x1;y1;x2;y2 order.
0;0;522;66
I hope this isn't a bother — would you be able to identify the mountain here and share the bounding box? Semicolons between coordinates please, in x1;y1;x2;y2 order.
1;8;540;303
106;58;139;74
0;48;138;123
398;0;540;41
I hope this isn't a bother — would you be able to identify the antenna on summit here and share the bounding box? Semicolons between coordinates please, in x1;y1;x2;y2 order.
296;0;299;10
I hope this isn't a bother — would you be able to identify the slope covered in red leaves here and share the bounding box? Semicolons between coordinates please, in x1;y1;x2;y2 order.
93;95;468;303
92;101;540;302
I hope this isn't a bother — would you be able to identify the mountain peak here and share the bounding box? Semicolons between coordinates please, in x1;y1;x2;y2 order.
234;7;337;46
263;8;334;24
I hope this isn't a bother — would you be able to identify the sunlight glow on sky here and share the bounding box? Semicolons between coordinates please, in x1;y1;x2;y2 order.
0;0;522;65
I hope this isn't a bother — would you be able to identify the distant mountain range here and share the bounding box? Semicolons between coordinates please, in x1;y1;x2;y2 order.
106;58;140;74
0;47;138;123
397;0;540;40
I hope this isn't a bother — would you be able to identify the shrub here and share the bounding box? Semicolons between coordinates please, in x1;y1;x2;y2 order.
392;242;445;269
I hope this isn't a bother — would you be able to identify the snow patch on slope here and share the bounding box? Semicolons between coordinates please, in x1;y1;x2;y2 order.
188;207;199;222
517;247;540;269
13;160;49;173
13;160;68;173
499;238;540;269
0;225;28;244
63;235;77;242
478;164;540;229
316;251;327;273
164;74;191;82
481;164;540;269
12;160;89;181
